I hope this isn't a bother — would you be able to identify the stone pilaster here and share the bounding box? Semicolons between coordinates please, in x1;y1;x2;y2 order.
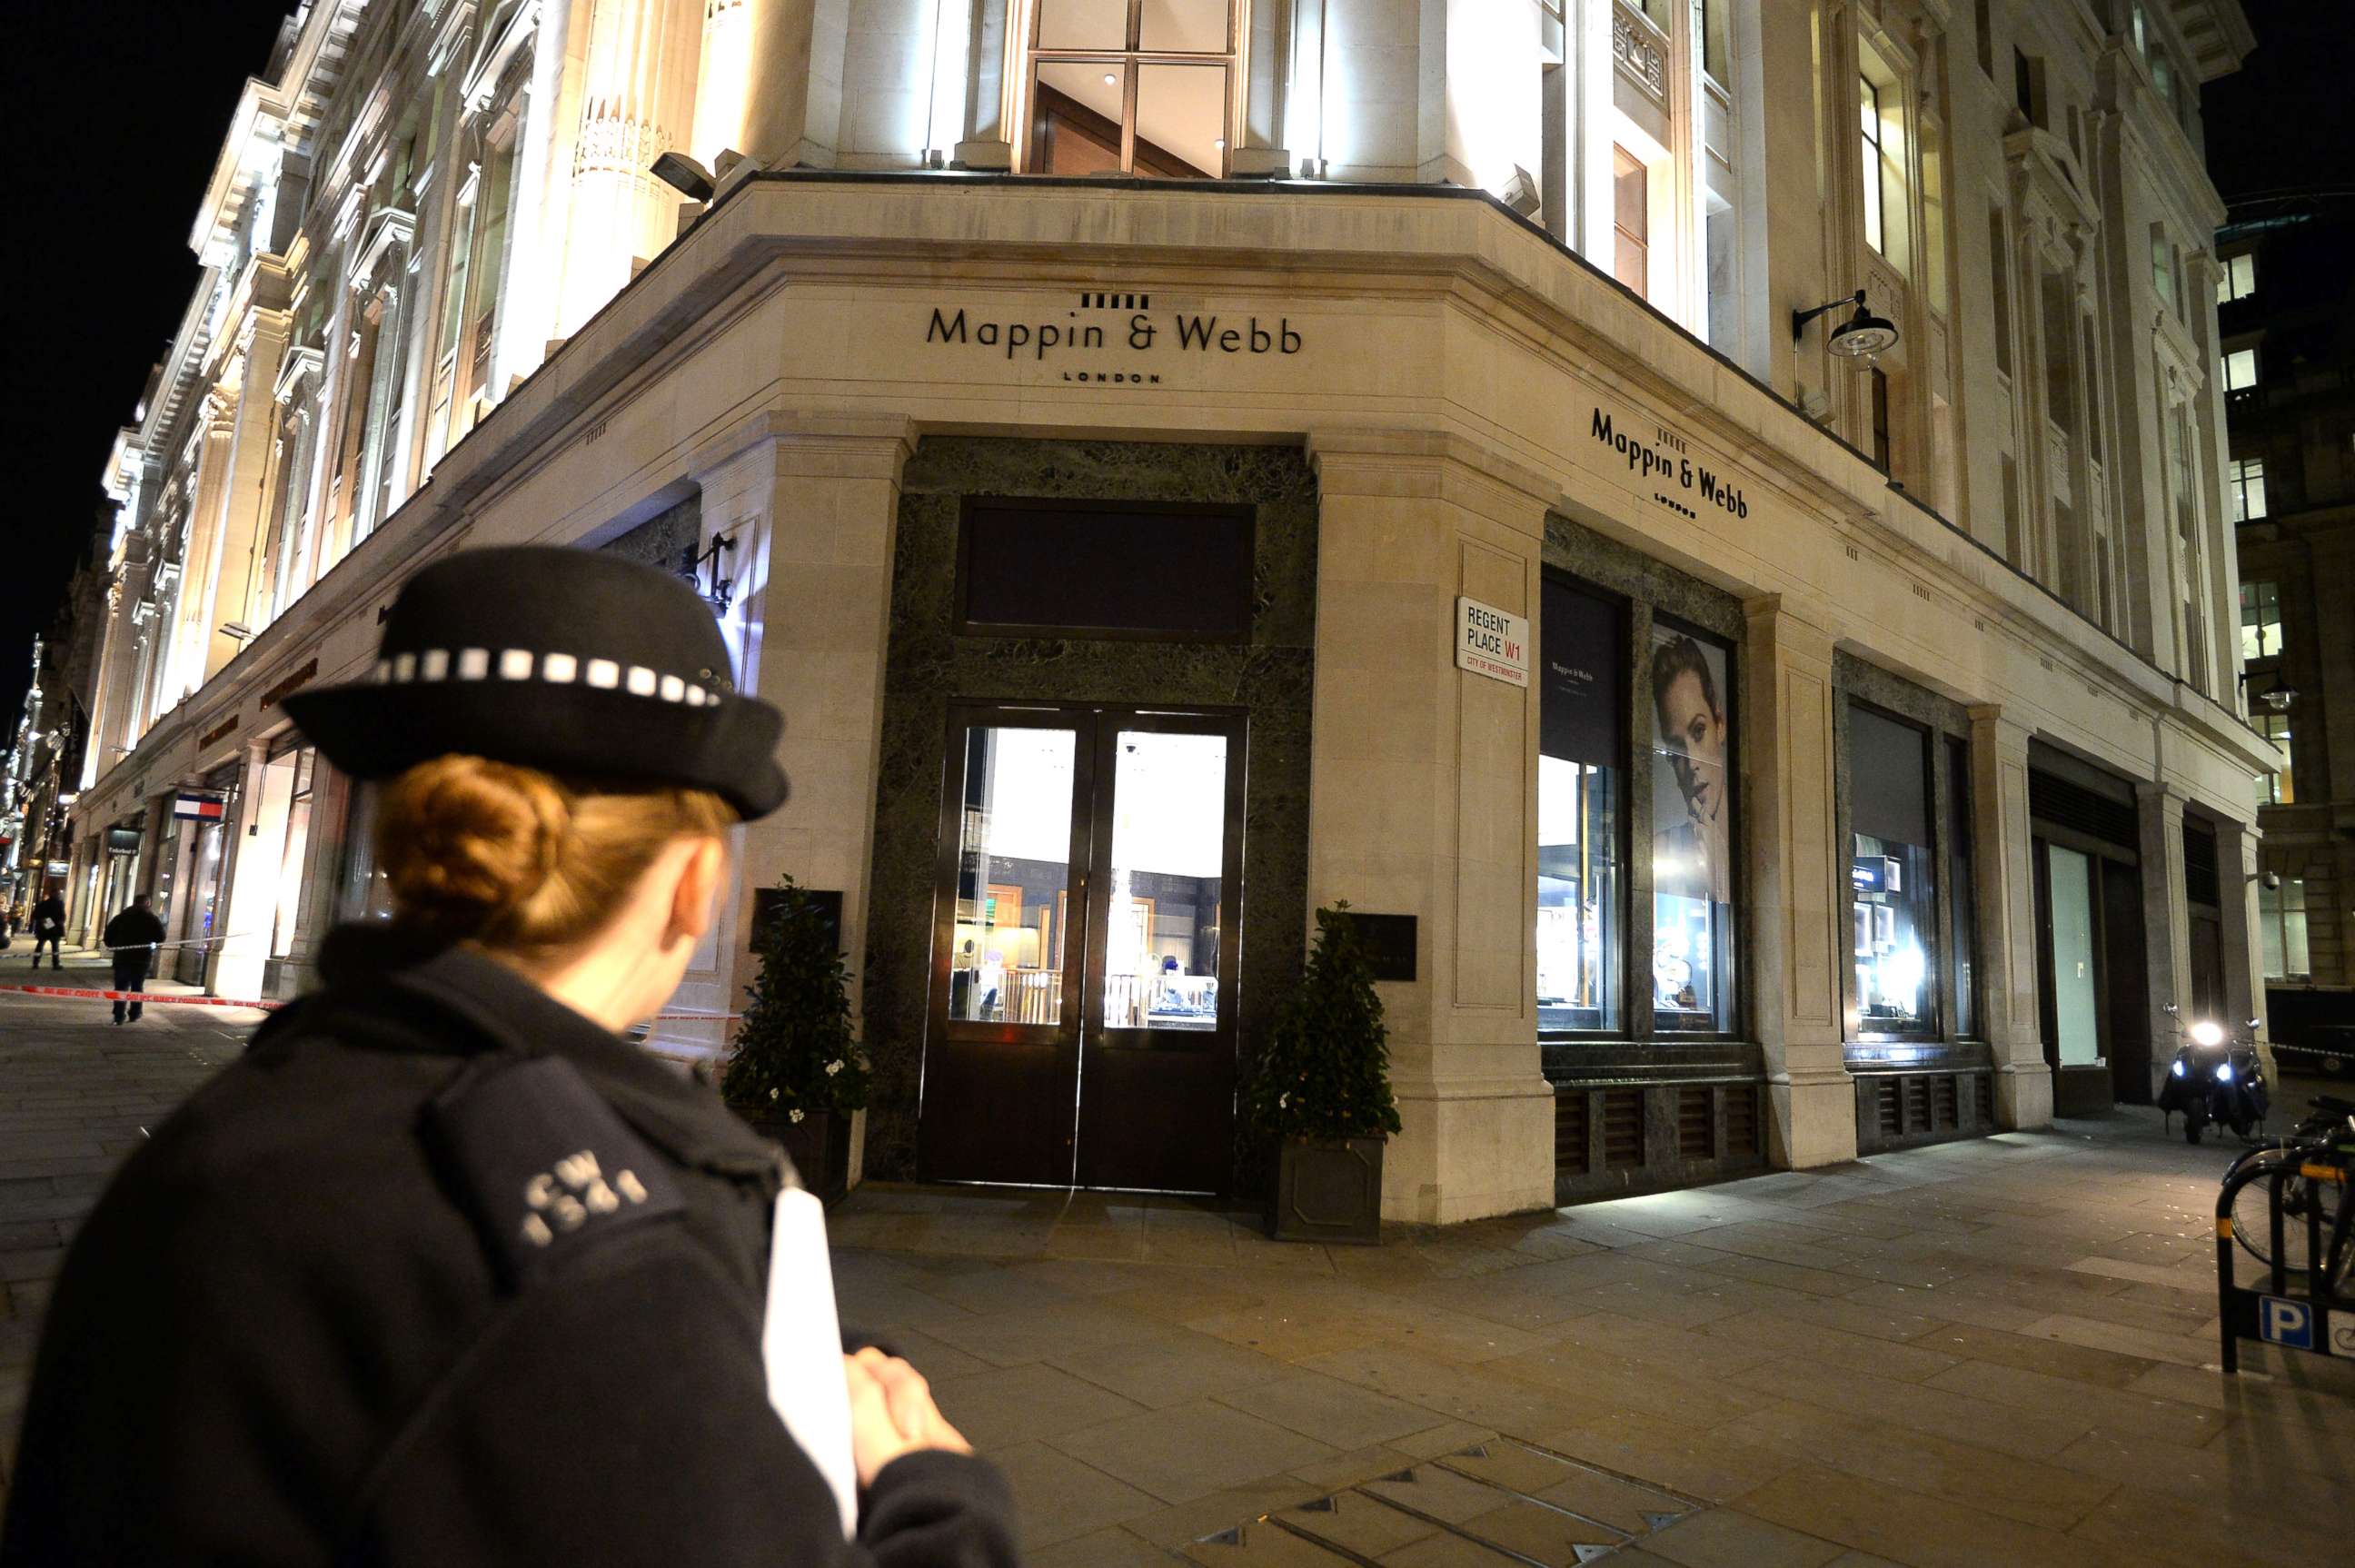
2136;780;2192;1103
1970;705;2052;1128
952;0;1014;170
1305;431;1554;1225
1743;596;1856;1167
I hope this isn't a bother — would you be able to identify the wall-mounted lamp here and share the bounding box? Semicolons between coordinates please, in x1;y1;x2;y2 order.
677;531;738;616
1793;290;1900;360
2240;669;2296;713
1496;165;1541;218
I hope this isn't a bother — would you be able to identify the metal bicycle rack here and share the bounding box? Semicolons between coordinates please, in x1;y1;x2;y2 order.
2216;1158;2354;1372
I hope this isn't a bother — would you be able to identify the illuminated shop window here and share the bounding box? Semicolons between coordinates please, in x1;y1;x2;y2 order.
1537;576;1624;1035
1651;624;1737;1033
1028;0;1234;177
1850;704;1938;1037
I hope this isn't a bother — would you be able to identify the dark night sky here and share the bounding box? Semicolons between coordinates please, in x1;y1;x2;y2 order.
0;1;2342;727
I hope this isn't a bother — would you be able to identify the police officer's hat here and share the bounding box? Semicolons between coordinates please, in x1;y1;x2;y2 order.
282;547;788;819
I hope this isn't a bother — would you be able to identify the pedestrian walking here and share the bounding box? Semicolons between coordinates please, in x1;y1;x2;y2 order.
27;889;66;969
3;549;1019;1567
101;896;166;1024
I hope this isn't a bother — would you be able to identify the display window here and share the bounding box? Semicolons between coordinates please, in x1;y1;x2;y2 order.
1850;703;1938;1037
1649;623;1736;1032
1536;576;1624;1035
1946;736;1978;1037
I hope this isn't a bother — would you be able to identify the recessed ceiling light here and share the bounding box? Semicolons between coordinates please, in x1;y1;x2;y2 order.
1214;137;1226;149
1103;73;1116;85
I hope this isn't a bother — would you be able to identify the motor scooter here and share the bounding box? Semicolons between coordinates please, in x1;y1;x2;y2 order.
2156;1005;2269;1145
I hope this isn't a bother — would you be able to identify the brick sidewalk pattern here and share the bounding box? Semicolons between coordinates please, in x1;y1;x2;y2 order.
5;985;2352;1565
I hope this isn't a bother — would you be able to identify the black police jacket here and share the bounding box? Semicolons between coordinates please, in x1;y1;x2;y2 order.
101;906;164;952
1;929;1021;1567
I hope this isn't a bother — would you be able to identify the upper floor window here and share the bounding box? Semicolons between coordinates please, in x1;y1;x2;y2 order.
2241;579;2282;658
2259;875;2309;976
2229;459;2269;524
2223;347;2260;397
2254;712;2293;808
2218;252;2257;303
2150;229;2177;315
1860;75;1886;254
1028;0;1235;177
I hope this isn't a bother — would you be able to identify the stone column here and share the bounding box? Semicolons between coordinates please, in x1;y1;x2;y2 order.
1305;431;1554;1225
557;0;704;337
952;0;1013;169
1742;596;1854;1167
198;314;292;683
691;0;752;166
1970;705;2051;1128
170;400;237;707
683;412;914;1115
1230;0;1294;176
2215;813;2269;1073
740;0;846;171
2136;779;2192;1103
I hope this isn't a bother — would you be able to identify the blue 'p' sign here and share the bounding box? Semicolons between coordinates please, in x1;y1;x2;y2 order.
2259;1295;2314;1351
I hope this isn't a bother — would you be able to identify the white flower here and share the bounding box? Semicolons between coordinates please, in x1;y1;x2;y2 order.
769;1087;779;1100
826;1059;842;1077
1278;1092;1290;1109
789;1108;805;1124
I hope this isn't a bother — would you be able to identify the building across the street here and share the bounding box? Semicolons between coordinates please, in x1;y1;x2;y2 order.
2221;190;2355;1052
54;0;2275;1220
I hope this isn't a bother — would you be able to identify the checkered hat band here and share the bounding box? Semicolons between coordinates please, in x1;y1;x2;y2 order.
374;649;717;707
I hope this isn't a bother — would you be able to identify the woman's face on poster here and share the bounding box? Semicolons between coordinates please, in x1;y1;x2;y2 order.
1660;670;1725;826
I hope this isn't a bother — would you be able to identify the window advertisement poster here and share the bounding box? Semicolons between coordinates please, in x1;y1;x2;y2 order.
1649;625;1734;1031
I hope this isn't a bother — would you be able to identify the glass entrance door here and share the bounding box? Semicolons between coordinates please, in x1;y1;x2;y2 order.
920;702;1245;1191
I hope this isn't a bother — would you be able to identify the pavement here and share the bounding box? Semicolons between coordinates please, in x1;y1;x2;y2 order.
4;981;2352;1565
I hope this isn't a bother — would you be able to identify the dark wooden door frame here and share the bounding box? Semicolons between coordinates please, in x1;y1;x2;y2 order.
917;700;1247;1193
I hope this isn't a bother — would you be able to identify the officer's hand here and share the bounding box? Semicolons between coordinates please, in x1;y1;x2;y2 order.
844;1349;970;1485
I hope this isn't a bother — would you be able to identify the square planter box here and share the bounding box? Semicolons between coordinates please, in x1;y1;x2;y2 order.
754;1108;855;1206
1267;1136;1385;1245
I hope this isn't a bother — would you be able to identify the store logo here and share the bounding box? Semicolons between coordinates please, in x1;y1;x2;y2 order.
1591;410;1748;520
925;302;1304;385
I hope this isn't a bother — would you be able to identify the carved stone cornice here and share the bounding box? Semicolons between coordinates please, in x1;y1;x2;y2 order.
273;343;327;405
348;207;418;293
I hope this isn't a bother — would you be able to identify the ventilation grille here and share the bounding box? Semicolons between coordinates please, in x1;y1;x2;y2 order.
1677;1087;1714;1159
1873;1078;1903;1137
1903;1075;1932;1133
1602;1089;1645;1170
1555;1089;1588;1173
1976;1072;1996;1126
2030;769;2137;848
1933;1074;1960;1130
1726;1086;1760;1156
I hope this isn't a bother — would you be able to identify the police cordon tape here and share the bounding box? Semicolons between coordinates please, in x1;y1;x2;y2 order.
0;982;741;1022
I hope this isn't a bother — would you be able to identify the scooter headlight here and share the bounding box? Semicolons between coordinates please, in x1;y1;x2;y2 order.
2190;1020;2225;1047
2171;1058;2187;1077
2215;1061;2235;1083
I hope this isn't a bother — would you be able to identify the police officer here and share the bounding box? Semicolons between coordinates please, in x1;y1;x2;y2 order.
3;550;1019;1566
26;887;65;968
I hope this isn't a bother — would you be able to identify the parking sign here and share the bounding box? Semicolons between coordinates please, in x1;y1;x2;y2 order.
2259;1296;2314;1351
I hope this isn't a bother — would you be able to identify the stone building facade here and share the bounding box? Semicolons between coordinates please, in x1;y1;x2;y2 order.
56;0;2273;1220
2222;193;2355;1038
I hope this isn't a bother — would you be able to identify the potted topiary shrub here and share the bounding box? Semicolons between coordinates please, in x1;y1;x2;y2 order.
1247;902;1401;1244
720;876;870;1205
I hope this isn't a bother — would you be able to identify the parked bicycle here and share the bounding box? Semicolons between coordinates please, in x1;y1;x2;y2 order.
2219;1095;2355;1295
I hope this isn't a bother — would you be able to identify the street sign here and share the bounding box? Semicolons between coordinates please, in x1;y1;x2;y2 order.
2258;1295;2314;1352
1456;597;1530;687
